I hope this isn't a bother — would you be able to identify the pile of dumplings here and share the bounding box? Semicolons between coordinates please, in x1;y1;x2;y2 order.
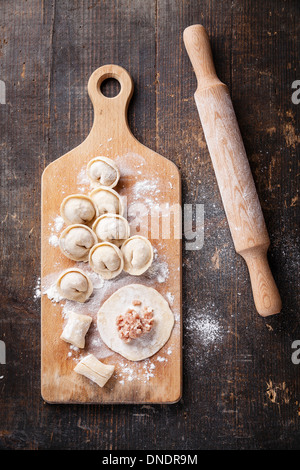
56;156;154;303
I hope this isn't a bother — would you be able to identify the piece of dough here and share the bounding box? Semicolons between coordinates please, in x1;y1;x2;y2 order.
60;194;97;226
89;242;124;279
59;224;97;261
56;268;93;303
87;156;120;188
97;284;174;361
89;186;124;217
74;354;115;387
121;236;153;275
92;214;130;247
60;312;92;348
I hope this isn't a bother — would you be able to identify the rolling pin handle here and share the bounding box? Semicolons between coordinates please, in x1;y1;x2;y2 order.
183;25;223;91
240;245;282;317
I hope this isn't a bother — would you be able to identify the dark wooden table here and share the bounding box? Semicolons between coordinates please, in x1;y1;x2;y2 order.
0;0;299;450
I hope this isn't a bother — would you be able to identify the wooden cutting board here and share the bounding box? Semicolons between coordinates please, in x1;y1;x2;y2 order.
41;65;182;404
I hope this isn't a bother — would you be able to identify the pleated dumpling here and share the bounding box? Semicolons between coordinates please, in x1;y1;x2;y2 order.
92;214;130;247
89;187;123;217
87;157;120;189
121;236;153;275
60;194;97;226
56;268;93;303
59;224;97;262
89;242;124;279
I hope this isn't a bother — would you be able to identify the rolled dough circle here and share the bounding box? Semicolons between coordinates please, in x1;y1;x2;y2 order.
97;284;174;361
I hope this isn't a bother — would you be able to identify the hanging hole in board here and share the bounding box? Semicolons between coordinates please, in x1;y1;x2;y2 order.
100;77;121;98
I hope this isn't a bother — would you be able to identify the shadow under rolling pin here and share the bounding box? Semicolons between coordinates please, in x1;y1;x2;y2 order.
183;24;282;317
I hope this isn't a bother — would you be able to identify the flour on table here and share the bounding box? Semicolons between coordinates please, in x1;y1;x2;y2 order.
186;305;223;347
33;277;41;300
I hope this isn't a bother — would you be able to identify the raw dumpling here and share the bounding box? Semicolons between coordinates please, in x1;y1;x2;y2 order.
59;224;97;262
56;268;93;303
92;214;130;247
121;235;153;275
97;284;174;361
89;186;124;217
60;312;92;348
74;354;115;388
60;194;97;226
89;242;124;279
87;156;120;188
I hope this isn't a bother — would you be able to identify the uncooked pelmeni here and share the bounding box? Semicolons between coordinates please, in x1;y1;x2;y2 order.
89;242;124;279
60;194;97;226
56;268;93;303
60;312;92;348
89;186;124;217
121;235;153;275
87;156;120;188
74;354;115;388
59;224;97;262
92;214;130;247
97;284;174;361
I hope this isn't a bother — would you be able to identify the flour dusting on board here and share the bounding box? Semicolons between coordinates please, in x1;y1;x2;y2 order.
77;165;90;192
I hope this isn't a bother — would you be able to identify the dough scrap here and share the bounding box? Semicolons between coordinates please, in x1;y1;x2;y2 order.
59;224;97;262
121;236;153;275
97;284;174;361
89;186;123;217
56;268;93;303
87;156;120;188
60;194;97;226
74;354;115;387
60;312;92;348
89;242;124;279
92;214;130;247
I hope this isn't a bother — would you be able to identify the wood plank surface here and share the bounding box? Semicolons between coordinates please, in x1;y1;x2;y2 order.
0;0;299;449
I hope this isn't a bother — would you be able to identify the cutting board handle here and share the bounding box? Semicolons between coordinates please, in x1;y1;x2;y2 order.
87;65;134;140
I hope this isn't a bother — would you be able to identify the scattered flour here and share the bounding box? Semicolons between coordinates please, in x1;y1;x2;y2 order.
34;277;41;300
44;283;64;303
186;306;223;347
48;215;64;246
49;234;59;247
76;166;90;191
166;292;174;306
132;179;159;196
145;259;169;283
156;356;167;362
53;216;64;232
117;356;167;384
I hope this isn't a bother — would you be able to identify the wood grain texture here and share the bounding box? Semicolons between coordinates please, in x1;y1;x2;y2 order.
41;64;182;404
0;0;299;450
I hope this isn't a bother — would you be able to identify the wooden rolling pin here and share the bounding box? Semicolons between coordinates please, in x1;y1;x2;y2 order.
183;25;281;316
